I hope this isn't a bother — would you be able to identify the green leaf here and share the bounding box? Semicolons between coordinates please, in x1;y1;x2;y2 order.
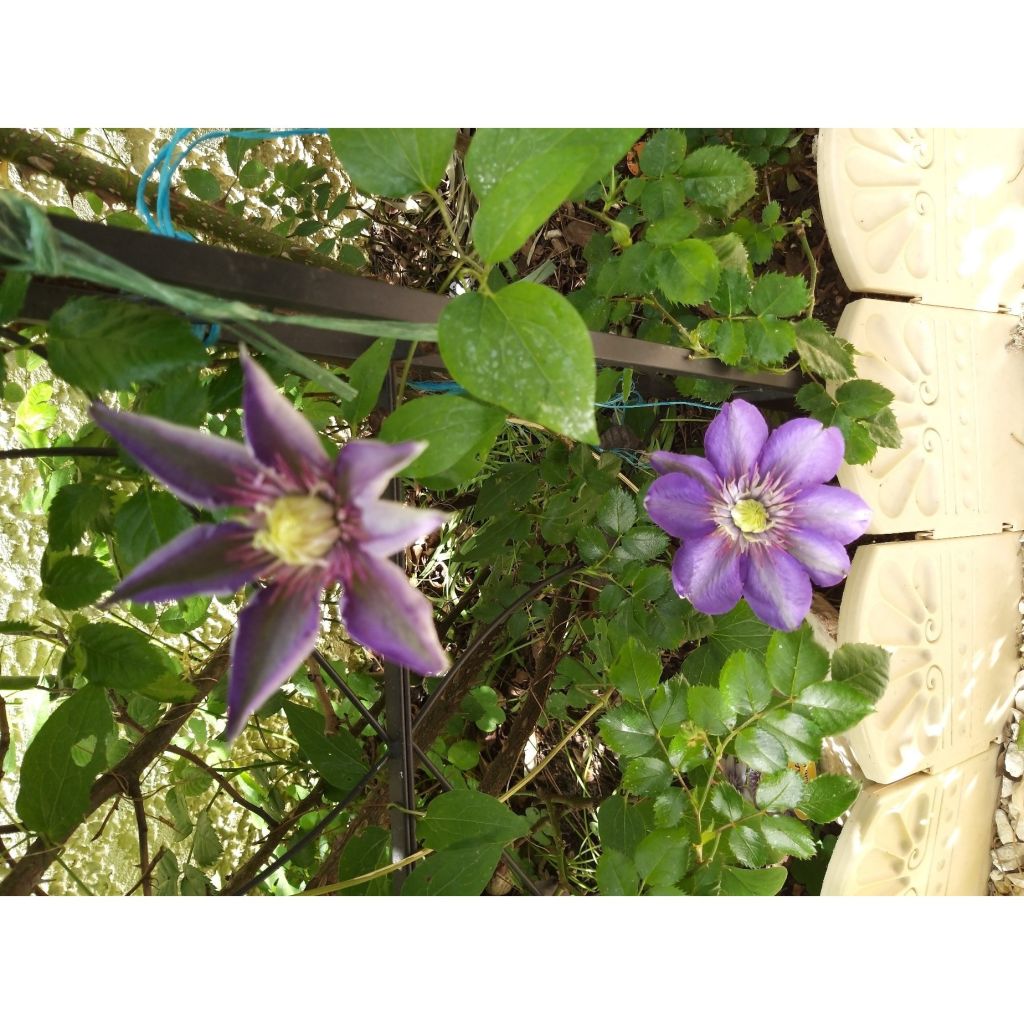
719;865;787;895
830;644;890;703
402;843;505;896
705;233;750;274
192;810;224;867
238;160;269;189
793;319;856;381
41;555;116;610
680;145;756;216
597;795;651;857
635;827;693;886
337;826;391;896
765;625;829;696
646;210;699;246
597;488;637;534
164;787;194;838
182;168;222;203
835;379;894;419
622;756;673;796
734;725;789;773
834;415;876;465
284;703;368;793
653;788;689;828
595;849;641;895
749;273;810;317
16;685;113;841
47;298;207;394
338;337;395;425
15;381;56;432
438;282;597;443
719;650;770;718
417;790;530;850
461;685;505;732
728;822;774;867
447;739;480;770
755;770;805;812
687;686;733;735
0;620;39;636
709;782;749;823
760;815;817;860
745;317;796;365
709;320;746;365
619;526;669;562
600;706;658;757
0;270;30;322
72;622;179;693
760;708;822;764
798;774;860;824
640;130;687;177
668;724;708;771
798;681;876;734
158;595;211;634
328;129;456;197
610;637;662;703
139;368;210;426
113;489;194;572
467;129;641;262
796;381;838;422
682;603;772;685
1;675;53;690
710;268;752;317
641;177;688;221
379;393;506;478
654;239;720;306
47;483;107;551
863;406;902;450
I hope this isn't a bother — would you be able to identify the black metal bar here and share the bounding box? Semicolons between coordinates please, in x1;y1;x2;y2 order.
381;366;417;889
28;217;801;394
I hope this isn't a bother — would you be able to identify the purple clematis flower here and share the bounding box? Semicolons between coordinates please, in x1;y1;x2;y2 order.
644;398;871;632
92;350;449;740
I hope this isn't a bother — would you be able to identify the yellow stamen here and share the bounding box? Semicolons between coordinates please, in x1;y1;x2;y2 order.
731;498;769;534
253;494;338;566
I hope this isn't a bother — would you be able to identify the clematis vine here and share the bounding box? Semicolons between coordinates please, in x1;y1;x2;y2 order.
92;350;449;740
644;399;871;632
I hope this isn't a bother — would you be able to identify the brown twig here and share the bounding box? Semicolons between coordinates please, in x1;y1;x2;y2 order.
126;776;151;896
125;846;166;897
308;663;340;736
165;744;278;827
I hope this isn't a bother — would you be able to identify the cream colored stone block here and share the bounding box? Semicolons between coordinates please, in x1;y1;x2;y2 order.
834;299;1024;537
818;128;1024;312
838;533;1021;783
820;745;1000;895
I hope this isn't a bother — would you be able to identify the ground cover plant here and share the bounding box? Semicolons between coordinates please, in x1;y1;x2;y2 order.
0;128;896;895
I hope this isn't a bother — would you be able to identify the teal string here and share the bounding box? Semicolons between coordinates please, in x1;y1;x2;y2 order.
135;128;327;345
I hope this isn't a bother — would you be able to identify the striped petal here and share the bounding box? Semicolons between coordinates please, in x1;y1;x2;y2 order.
742;545;812;632
789;484;872;544
757;419;844;489
358;502;450;559
784;527;851;587
225;580;322;741
340;550;449;677
671;531;744;615
335;439;426;505
648;451;721;491
240;348;330;488
106;522;270;605
644;472;715;539
91;402;273;509
703;400;769;480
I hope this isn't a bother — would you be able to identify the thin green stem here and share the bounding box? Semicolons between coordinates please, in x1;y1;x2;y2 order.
394;341;418;405
795;223;818;319
427;187;485;275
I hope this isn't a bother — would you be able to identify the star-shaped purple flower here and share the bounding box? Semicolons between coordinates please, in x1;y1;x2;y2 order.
644;398;871;632
92;351;450;740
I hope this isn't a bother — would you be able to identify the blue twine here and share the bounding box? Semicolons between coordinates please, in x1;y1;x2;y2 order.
135;127;327;345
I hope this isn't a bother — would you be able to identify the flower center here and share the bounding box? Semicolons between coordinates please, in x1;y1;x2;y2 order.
730;498;769;535
252;494;339;566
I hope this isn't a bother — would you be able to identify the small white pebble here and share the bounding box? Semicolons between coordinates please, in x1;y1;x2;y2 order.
995;843;1024;871
996;809;1015;845
1005;744;1024;779
1003;777;1014;799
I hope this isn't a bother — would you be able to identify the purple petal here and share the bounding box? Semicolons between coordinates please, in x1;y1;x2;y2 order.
671;531;744;615
789;484;872;544
649;451;721;490
335;439;426;505
91;402;273;509
757;419;844;489
240;349;330;488
644;473;715;539
225;580;322;741
783;527;851;586
742;545;812;631
703;400;769;480
340;551;449;677
359;502;450;558
106;522;270;605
